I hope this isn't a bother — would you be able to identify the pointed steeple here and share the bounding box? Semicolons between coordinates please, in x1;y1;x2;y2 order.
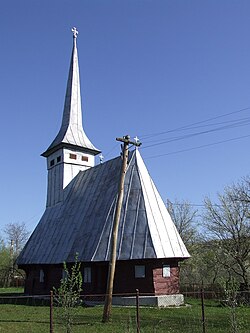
42;27;100;157
42;28;100;207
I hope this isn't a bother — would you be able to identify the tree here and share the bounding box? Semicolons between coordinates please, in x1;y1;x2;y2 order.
2;222;29;287
203;184;250;289
4;222;30;256
0;239;11;287
167;199;198;248
233;176;250;204
53;254;82;333
167;199;235;288
167;199;204;286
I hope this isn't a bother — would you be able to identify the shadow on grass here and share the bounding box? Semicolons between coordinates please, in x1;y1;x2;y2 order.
0;319;49;324
0;297;50;306
0;319;95;327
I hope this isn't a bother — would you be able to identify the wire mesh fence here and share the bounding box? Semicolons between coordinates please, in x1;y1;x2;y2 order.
0;290;250;333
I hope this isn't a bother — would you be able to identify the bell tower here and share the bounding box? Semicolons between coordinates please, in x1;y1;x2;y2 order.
41;28;100;207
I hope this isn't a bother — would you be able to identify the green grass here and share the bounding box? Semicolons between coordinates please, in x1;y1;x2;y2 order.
0;299;249;333
0;287;24;294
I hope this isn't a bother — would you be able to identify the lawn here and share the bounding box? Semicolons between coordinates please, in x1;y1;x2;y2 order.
0;297;249;333
0;287;24;294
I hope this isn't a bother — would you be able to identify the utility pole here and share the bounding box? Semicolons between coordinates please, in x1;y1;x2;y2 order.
102;135;141;323
9;239;14;287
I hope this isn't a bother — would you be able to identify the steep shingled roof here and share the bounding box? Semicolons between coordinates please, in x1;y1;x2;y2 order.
17;150;190;265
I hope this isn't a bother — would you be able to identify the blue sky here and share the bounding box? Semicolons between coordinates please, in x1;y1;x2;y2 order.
1;0;250;237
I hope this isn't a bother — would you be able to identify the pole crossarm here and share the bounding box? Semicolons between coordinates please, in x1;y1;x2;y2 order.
116;135;142;147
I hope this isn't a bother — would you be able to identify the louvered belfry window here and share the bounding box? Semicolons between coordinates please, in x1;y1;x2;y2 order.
69;153;77;160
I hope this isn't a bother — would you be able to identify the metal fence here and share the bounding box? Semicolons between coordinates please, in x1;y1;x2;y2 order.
0;290;250;333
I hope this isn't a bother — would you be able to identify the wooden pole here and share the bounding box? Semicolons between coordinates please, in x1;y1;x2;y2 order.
136;289;140;333
201;282;206;333
102;135;141;323
50;290;54;333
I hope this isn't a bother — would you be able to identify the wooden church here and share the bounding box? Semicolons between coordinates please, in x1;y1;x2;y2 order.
17;28;190;305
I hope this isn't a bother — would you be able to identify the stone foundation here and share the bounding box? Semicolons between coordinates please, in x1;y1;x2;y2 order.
112;294;184;307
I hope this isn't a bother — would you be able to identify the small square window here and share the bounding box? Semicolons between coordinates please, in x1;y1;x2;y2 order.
69;153;77;160
50;159;55;167
57;156;61;163
84;267;91;283
135;265;145;278
163;265;170;278
81;156;89;162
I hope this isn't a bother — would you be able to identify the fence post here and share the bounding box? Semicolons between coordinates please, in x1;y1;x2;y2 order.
50;290;54;333
136;289;140;333
200;283;206;333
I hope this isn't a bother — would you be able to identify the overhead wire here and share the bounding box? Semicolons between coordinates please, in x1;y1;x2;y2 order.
102;106;250;160
169;202;205;207
144;133;250;159
142;116;250;145
139;106;250;140
168;201;230;209
141;118;250;149
103;143;118;159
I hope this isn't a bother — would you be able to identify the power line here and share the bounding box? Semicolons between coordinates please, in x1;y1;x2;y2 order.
142;116;250;145
104;143;118;159
103;106;250;160
139;107;250;140
170;203;205;207
144;134;250;159
168;202;224;208
141;118;250;149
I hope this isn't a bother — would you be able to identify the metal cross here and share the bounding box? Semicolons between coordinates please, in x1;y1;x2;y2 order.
134;136;140;144
99;154;104;164
71;27;78;38
133;136;141;149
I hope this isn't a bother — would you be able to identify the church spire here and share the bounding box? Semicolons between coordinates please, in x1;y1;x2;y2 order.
42;28;100;207
42;27;100;157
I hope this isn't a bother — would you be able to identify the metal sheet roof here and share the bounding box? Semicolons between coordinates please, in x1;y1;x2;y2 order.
18;150;190;265
42;33;100;157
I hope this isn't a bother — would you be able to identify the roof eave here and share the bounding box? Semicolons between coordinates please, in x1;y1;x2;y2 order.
41;142;101;157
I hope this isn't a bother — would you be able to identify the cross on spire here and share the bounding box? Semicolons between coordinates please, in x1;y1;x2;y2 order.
71;27;78;38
